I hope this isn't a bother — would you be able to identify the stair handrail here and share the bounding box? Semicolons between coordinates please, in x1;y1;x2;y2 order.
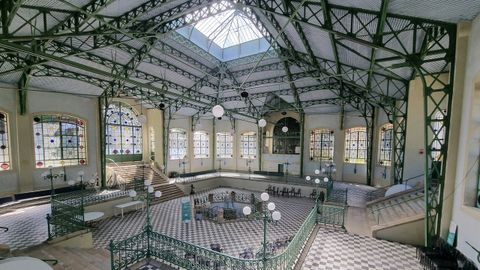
371;192;425;224
366;174;425;202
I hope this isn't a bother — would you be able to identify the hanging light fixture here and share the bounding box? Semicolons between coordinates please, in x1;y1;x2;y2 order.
258;118;267;128
282;126;288;133
212;105;225;118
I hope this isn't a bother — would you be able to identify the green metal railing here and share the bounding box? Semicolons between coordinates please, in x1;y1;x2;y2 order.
110;202;319;270
326;188;348;205
317;204;346;228
47;198;85;239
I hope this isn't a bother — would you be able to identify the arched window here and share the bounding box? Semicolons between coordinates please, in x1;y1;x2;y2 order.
105;102;143;157
33;114;87;168
272;117;300;154
169;128;187;160
193;131;209;158
216;132;233;158
241;132;256;159
379;123;393;166
310;129;334;161
432;110;446;161
344;127;367;164
0;112;11;171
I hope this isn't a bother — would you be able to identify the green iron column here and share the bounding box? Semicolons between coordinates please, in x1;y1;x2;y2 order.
365;105;375;186
99;94;108;188
299;112;305;178
258;125;263;172
392;97;408;184
163;107;171;174
420;25;457;248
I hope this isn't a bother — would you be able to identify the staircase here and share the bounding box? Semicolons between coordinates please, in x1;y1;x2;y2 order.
367;187;425;225
107;161;184;204
366;187;425;245
13;244;110;270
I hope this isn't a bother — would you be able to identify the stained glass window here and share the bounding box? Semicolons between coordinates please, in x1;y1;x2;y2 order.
241;132;256;159
105;102;143;156
169;128;187;160
0;112;11;171
379;123;393;166
310;129;334;161
33;114;87;168
193;131;209;159
344;127;367;164
432;110;446;161
216;132;233;158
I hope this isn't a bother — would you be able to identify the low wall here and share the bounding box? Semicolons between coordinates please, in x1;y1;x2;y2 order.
372;215;425;246
176;177;326;198
47;230;93;249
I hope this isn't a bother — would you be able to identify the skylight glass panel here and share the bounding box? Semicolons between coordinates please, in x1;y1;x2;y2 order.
193;10;264;48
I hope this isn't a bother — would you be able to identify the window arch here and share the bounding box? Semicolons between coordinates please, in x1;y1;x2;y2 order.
216;132;233;158
310;129;334;161
432;110;446;161
379;123;393;166
105;102;143;157
169;128;187;160
241;131;256;159
193;131;209;158
33;114;87;168
344;127;367;164
0;112;11;171
272;117;300;154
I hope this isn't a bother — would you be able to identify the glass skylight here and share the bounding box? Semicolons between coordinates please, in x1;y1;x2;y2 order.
176;3;270;61
192;9;264;48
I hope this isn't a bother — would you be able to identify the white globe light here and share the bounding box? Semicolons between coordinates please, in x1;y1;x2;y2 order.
314;169;320;175
148;186;154;193
282;126;288;133
258;118;267;128
88;178;96;184
67;180;75;186
78;170;85;176
243;206;252;216
212;105;225;118
272;211;281;221
267;202;276;211
144;180;152;186
321;168;326;173
128;190;137;197
315;178;320;184
137;114;147;124
155;191;162;198
332;168;337;173
305;176;311;181
323;177;329;182
261;192;270;202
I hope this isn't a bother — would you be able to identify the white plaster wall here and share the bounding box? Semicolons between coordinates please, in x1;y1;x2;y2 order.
450;15;480;268
0;89;19;195
0;88;99;195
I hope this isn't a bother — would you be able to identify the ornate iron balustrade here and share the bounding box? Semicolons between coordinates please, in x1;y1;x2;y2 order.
109;203;319;270
317;204;346;228
47;198;85;239
326;188;348;205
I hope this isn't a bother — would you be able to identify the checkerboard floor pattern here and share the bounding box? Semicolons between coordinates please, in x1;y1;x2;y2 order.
301;227;422;270
93;187;315;258
0;204;50;250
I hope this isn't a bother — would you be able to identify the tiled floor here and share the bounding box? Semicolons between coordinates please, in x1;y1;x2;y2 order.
0;204;50;250
301;227;422;270
93;187;315;257
0;183;424;270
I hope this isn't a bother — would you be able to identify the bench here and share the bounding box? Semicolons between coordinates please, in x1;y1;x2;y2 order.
114;200;144;218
